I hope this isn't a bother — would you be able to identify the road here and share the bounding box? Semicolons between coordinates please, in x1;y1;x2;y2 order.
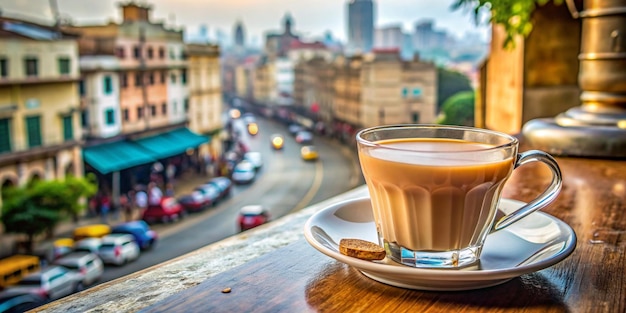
98;113;362;284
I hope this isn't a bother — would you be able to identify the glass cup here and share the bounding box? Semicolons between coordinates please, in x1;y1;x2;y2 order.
356;124;562;269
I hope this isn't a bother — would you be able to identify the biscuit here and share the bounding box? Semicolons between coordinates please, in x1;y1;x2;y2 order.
339;238;386;261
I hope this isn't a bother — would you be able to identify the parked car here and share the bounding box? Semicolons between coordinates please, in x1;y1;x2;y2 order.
73;238;103;255
3;265;82;301
243;152;263;170
207;176;233;200
238;205;270;232
52;238;75;260
142;197;185;224
301;145;319;161
194;184;221;207
110;221;158;250
270;134;285;150
178;191;209;213
231;161;256;184
288;124;303;136
242;113;256;124
0;289;48;313
295;130;314;144
72;224;111;241
53;252;103;286
97;234;140;266
0;255;40;290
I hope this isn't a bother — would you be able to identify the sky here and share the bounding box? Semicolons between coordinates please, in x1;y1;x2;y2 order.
1;0;490;45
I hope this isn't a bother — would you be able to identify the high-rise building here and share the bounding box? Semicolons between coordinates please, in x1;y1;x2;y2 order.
234;21;245;49
347;0;374;55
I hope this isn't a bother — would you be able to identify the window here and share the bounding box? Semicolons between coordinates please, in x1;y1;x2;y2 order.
148;72;154;85
58;57;70;75
412;112;420;123
120;73;128;88
170;73;176;84
135;73;142;86
24;57;38;77
151;105;157;116
103;76;113;94
412;88;422;98
123;108;129;121
158;47;165;59
0;118;11;153
62;115;73;141
181;69;187;84
147;47;154;59
160;71;166;83
0;58;8;78
184;98;189;112
25;116;42;148
161;102;167;114
105;108;115;125
78;80;85;96
401;87;408;98
116;47;125;58
133;46;141;59
169;49;175;59
80;111;88;127
137;107;144;119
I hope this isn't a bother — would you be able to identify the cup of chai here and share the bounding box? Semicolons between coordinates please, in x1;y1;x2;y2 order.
356;124;562;269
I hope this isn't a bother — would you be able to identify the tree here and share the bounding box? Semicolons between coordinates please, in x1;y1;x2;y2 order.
437;91;476;126
437;67;473;113
1;175;97;253
452;0;563;48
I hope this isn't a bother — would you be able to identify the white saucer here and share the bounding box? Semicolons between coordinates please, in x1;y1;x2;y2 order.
303;197;577;291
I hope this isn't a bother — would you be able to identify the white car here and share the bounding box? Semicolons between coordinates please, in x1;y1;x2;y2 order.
97;234;140;266
53;251;104;286
231;160;256;184
73;237;103;255
4;265;82;301
243;152;263;170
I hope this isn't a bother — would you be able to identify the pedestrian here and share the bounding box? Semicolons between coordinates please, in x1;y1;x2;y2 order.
165;183;175;197
148;182;163;205
135;186;148;218
120;192;132;222
100;193;111;223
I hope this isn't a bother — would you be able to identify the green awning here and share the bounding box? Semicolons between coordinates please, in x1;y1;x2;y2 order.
83;141;156;174
134;128;210;160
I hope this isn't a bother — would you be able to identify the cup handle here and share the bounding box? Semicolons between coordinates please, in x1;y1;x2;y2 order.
493;150;563;231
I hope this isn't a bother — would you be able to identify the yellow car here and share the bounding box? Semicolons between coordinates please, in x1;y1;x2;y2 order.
247;122;259;136
271;134;285;150
300;146;319;161
73;224;111;241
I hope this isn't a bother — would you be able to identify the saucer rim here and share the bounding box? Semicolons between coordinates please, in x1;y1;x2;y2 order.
303;197;577;282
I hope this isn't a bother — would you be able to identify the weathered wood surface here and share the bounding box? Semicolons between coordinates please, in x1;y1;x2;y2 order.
141;155;626;313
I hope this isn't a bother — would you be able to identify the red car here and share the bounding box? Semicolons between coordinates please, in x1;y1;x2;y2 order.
142;197;184;224
177;191;208;213
237;205;270;232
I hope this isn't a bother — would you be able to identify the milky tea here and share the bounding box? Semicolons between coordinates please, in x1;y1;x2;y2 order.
358;137;515;268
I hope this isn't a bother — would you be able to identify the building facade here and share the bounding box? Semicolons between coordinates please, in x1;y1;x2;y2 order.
0;17;84;192
186;43;224;160
361;50;437;127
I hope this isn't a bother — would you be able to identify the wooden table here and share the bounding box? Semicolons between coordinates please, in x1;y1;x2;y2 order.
139;155;626;313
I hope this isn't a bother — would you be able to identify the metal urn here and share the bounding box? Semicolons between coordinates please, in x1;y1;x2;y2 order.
523;0;626;157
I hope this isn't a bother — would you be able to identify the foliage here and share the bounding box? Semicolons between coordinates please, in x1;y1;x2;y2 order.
452;0;563;48
437;67;473;112
437;91;476;126
1;174;97;253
